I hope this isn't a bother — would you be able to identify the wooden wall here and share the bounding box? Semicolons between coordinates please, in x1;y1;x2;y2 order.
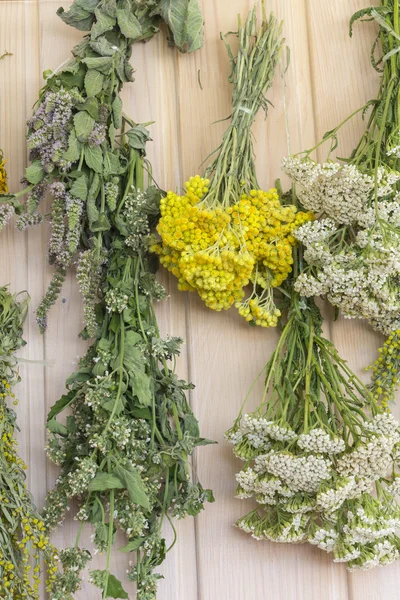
0;1;396;598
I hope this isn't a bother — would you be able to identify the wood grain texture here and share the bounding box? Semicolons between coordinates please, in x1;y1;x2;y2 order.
1;0;399;599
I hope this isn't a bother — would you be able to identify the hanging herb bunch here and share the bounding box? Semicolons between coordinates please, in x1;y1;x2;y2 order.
282;0;400;407
4;0;212;598
152;3;314;328
227;195;400;571
227;3;400;571
6;0;204;333
0;286;89;600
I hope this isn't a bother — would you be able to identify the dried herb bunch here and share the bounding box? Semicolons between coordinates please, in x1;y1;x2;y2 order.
0;286;74;600
6;0;203;333
282;1;400;406
44;152;214;599
227;186;400;571
153;4;314;327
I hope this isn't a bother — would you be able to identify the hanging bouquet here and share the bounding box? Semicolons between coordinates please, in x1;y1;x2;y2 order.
3;1;212;598
0;286;88;599
227;1;400;571
282;0;400;407
152;4;314;327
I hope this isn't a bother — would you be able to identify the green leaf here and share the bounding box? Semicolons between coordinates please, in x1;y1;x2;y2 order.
95;522;109;543
112;96;123;129
103;151;123;177
57;5;95;31
131;369;152;406
153;0;204;52
47;418;68;436
60;63;86;89
74;111;95;142
102;0;117;18
82;56;114;73
91;212;111;232
47;390;76;421
114;465;150;510
106;574;129;599
183;413;200;438
125;124;152;154
85;69;105;97
116;0;142;39
75;0;99;10
102;393;125;415
70;175;88;201
119;538;143;553
84;145;103;173
77;97;100;120
88;472;124;492
91;7;116;39
88;172;101;202
90;37;119;57
66;367;92;386
64;129;82;162
25;161;45;184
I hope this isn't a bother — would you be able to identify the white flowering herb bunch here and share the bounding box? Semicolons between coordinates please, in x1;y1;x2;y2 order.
227;284;400;570
282;1;400;406
43;150;214;600
2;0;203;334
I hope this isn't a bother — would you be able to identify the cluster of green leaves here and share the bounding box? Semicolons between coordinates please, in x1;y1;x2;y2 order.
11;0;203;329
44;153;214;599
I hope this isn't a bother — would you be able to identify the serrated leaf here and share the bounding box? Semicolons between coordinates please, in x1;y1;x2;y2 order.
131;369;152;406
112;96;123;129
82;56;114;73
77;97;100;120
70;175;88;201
90;37;118;57
102;0;117;18
116;0;142;39
88;172;101;202
25;161;45;184
57;5;95;31
84;145;103;173
85;69;105;97
103;151;123;177
125;124;152;154
64;129;82;162
91;212;111;232
91;7;116;39
47;418;68;436
153;0;204;52
183;413;200;438
88;472;124;492
119;538;143;553
75;0;99;10
47;390;76;421
114;465;150;510
74;111;95;142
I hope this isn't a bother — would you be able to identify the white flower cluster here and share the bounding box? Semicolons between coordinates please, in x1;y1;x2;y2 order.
231;412;400;570
284;156;400;334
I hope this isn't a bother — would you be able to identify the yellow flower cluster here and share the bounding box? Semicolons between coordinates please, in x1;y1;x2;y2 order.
0;154;7;194
368;329;400;408
153;175;314;327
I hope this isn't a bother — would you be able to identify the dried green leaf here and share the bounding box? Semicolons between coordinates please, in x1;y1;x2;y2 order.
88;472;124;492
103;151;123;176
112;95;123;129
84;145;103;173
74;111;95;142
153;0;204;52
25;161;45;184
114;465;150;510
57;4;95;31
91;7;116;39
85;69;105;97
70;175;88;201
116;0;142;39
64;129;82;163
77;97;100;120
82;56;114;74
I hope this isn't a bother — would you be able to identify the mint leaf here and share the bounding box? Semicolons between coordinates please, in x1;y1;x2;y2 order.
116;0;142;39
70;175;88;201
88;472;124;492
85;69;105;97
74;111;95;141
25;161;45;184
115;465;150;510
84;145;103;173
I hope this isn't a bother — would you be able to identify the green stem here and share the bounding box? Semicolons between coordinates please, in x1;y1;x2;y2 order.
102;489;115;600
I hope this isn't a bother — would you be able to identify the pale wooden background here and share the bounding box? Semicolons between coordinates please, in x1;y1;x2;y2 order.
0;0;396;598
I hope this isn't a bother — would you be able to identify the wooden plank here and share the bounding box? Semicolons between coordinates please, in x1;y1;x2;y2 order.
174;1;349;599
